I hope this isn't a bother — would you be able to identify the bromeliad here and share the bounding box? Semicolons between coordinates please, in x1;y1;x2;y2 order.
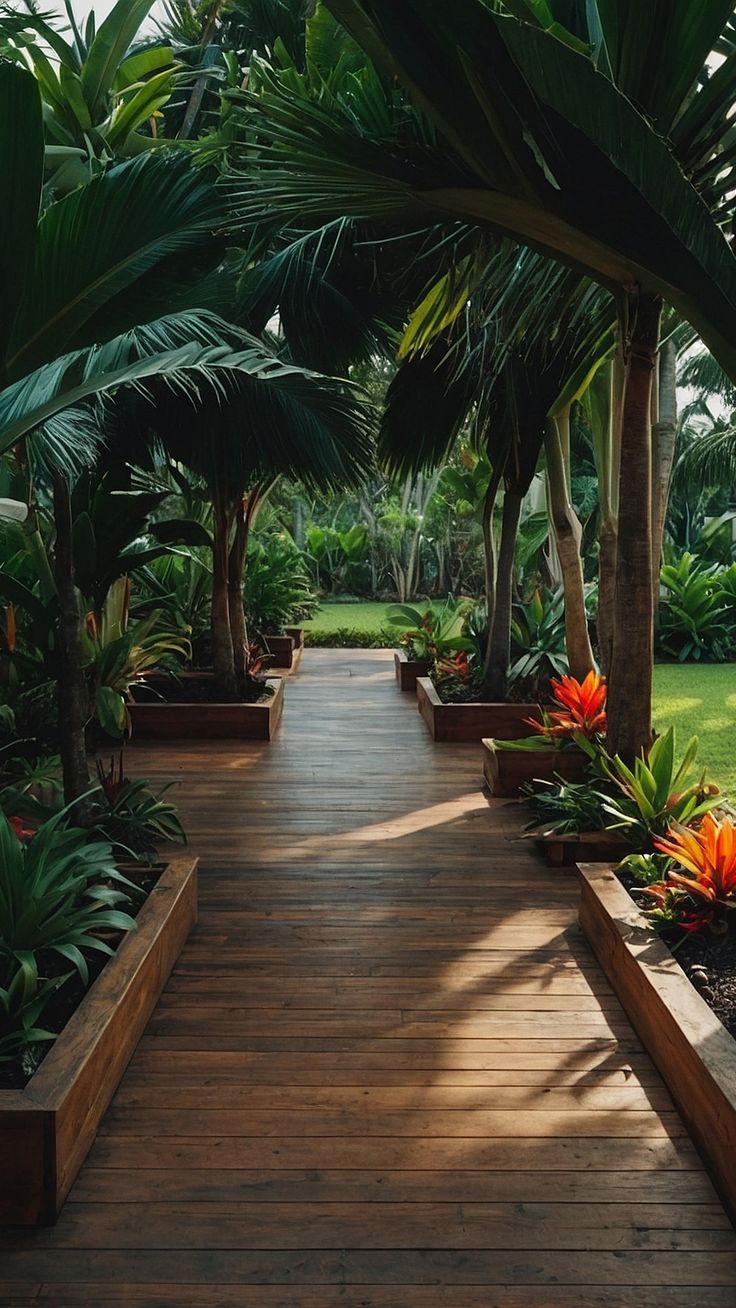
527;670;607;743
642;813;736;934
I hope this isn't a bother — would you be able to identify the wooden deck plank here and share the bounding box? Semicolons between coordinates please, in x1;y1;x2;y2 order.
2;648;735;1304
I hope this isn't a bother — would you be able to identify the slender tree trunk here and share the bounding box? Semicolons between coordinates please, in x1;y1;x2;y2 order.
597;522;618;678
211;495;236;698
481;464;504;679
545;416;595;681
607;293;662;762
595;351;624;678
52;473;90;805
228;500;249;686
485;487;523;699
651;336;678;623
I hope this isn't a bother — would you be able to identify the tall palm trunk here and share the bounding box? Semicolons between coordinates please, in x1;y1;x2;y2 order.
481;462;505;681
592;354;623;678
651;336;678;618
52;472;90;805
228;500;249;686
607;293;662;762
485;486;522;699
545;414;595;681
211;493;236;698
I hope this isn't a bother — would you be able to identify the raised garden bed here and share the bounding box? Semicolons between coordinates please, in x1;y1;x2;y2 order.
265;633;303;674
416;676;541;743
482;739;589;797
284;625;305;649
129;674;284;741
394;648;431;692
0;855;198;1225
577;862;736;1225
532;828;630;867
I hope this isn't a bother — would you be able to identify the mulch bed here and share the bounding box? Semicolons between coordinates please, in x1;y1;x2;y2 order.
131;673;273;706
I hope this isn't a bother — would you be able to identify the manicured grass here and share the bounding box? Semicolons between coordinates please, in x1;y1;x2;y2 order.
304;602;406;634
652;664;736;799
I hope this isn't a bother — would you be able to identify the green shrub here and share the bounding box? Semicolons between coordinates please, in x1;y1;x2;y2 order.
304;627;394;648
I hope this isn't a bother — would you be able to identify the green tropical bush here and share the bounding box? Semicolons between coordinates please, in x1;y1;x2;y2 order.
0;805;138;1064
658;554;731;662
510;588;568;685
244;535;318;637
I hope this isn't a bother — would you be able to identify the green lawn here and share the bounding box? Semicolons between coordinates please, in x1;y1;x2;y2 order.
304;602;407;634
652;664;736;799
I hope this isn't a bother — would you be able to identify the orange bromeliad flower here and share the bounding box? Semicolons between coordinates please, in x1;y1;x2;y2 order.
527;670;607;741
653;812;736;906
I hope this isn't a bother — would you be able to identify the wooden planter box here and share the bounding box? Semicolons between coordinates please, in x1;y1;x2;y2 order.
394;648;432;692
284;626;305;649
129;675;284;741
265;634;302;674
533;828;631;867
416;677;541;743
577;862;736;1225
0;856;198;1225
482;739;589;797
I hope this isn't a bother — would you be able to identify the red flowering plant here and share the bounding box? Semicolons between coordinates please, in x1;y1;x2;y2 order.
495;670;607;756
639;813;736;936
433;650;473;687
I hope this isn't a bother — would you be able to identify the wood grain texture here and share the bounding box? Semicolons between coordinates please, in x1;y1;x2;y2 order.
578;862;736;1225
0;857;197;1225
3;649;735;1303
128;676;284;740
394;648;432;691
482;738;589;796
416;675;541;741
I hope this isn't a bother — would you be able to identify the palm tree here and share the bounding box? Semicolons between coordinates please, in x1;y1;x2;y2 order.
237;0;736;758
117;358;374;697
0;60;370;802
380;246;613;695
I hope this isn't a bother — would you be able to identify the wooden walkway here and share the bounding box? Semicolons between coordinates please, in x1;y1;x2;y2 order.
3;648;736;1305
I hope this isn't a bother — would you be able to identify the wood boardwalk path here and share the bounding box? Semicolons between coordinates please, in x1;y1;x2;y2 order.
3;649;736;1305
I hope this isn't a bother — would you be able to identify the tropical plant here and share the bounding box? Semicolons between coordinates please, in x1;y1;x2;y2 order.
640;813;736;935
0;803;138;1062
0;0;195;190
386;597;470;663
91;754;186;854
122;360;373;699
244;534;317;637
509;588;568;687
522;778;608;837
138;548;212;651
596;728;721;844
658;554;732;662
239;0;736;760
306;523;370;595
83;578;191;739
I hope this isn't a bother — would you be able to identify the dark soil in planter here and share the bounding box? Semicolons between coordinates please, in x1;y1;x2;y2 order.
131;673;273;706
0;864;160;1090
436;675;545;706
619;870;736;1039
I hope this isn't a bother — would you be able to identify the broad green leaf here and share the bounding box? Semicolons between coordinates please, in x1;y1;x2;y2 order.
81;0;158;119
95;684;127;738
398;257;473;360
0;65;43;364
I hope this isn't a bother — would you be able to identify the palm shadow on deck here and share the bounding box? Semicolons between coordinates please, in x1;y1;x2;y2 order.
2;649;736;1305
